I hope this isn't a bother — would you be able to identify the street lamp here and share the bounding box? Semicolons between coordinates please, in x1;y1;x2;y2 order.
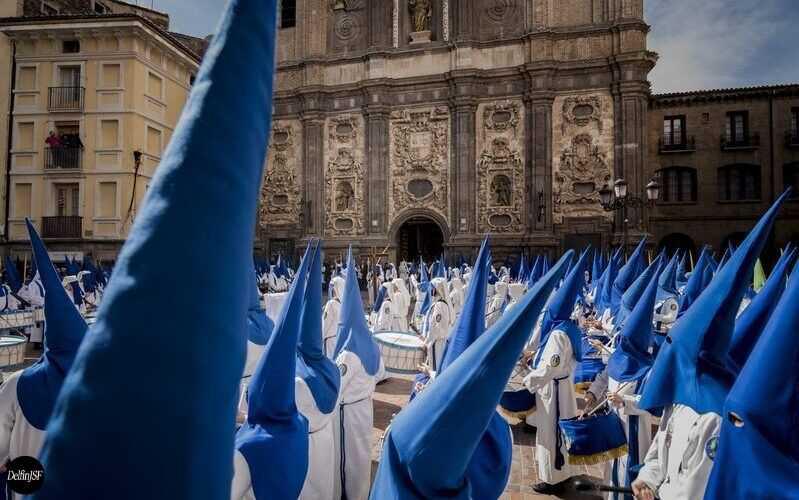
599;177;660;255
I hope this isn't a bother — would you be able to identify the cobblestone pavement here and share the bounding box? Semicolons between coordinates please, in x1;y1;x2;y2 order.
370;375;602;499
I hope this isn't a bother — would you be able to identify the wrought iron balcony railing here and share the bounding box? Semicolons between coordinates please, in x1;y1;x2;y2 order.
721;132;760;150
44;147;82;170
41;216;82;239
48;86;85;111
659;135;696;153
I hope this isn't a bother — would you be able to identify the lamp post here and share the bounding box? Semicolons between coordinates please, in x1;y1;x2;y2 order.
599;177;660;256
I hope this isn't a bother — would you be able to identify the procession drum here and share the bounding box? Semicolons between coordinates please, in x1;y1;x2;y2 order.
373;331;425;375
0;335;27;369
559;412;628;465
574;357;606;394
498;388;536;424
0;310;34;330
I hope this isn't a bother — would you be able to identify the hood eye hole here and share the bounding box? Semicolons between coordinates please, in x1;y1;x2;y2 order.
665;335;673;344
728;411;745;428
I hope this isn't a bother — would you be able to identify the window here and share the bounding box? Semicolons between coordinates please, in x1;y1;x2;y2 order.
663;115;686;147
101;63;121;88
146;126;163;156
98;182;117;218
17;66;36;90
718;164;761;201
784;163;799;199
62;40;80;54
147;72;163;100
59;65;81;87
16;122;34;150
94;1;109;14
726;111;749;144
658;167;697;202
41;1;59;15
14;184;32;218
280;0;296;28
55;184;80;217
100;120;119;149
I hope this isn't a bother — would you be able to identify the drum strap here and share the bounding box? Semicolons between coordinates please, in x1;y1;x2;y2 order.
554;375;568;471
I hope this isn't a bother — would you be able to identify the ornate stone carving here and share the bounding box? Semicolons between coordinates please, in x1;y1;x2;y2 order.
442;0;449;41
393;0;400;47
389;106;450;225
561;95;603;134
260;122;302;228
334;15;360;41
552;92;615;223
486;0;519;23
325;115;365;236
408;0;432;32
476;100;525;233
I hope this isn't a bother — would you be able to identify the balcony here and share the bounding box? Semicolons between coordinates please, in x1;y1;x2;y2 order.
48;87;85;112
44;147;82;170
659;135;696;154
721;132;760;151
786;131;799;149
41;216;82;239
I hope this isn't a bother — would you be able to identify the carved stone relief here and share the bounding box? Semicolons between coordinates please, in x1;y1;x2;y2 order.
476;100;525;233
260;122;302;228
389;106;450;225
552;92;615;223
324;114;366;236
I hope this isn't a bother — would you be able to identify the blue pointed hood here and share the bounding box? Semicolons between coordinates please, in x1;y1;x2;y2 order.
296;242;340;415
677;248;712;318
370;252;572;499
656;252;680;302
535;250;589;367
617;253;664;326
439;238;490;371
436;238;513;500
334;250;381;375
595;252;620;315
4;256;22;293
726;247;797;373
372;285;387;314
237;249;310;500
704;260;799;499
33;2;280;498
640;190;790;415
18;219;88;430
611;238;647;315
717;246;732;270
607;267;659;382
527;255;543;287
591;250;603;285
247;267;273;346
676;251;688;286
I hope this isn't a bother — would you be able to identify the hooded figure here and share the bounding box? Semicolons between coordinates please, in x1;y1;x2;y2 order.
505;282;526;312
594;254;620;334
323;275;346;357
447;272;466;320
633;190;790;500
391;277;411;331
295;242;342;499
703;260;799;499
676;247;712;318
31;2;280;498
653;253;680;340
0;220;87;500
232;249;311;500
376;281;398;332
486;280;508;329
370;251;571;500
524;250;589;492
422;277;452;372
332;249;382;500
610;239;647;318
590;269;661;496
725;247;796;374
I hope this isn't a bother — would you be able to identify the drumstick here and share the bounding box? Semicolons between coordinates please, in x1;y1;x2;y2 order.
585;381;632;418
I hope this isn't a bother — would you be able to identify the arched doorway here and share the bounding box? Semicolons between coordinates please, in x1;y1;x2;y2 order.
396;216;444;262
658;233;695;257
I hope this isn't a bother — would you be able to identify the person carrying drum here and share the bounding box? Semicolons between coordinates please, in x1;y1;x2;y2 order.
523;250;588;495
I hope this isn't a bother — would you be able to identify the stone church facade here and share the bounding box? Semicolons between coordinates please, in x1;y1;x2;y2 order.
259;0;656;262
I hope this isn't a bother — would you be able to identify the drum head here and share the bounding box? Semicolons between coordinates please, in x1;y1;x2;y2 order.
374;331;424;349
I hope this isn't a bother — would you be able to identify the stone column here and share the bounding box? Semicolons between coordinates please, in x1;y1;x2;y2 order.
450;0;475;42
364;97;390;236
301;93;325;237
450;77;478;238
528;91;555;233
368;0;393;50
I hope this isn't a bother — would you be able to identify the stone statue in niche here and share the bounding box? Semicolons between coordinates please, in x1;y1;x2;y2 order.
408;0;432;32
335;181;354;211
491;175;512;206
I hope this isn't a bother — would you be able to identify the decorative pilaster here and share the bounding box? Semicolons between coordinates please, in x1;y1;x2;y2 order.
365;98;390;235
528;92;555;232
450;76;478;236
301;93;325;237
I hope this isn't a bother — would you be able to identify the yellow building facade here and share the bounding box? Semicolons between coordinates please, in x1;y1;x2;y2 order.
0;6;201;261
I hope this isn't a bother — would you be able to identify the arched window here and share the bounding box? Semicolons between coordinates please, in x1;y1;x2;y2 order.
718;164;761;201
784;162;799;199
657;166;697;202
658;233;695;257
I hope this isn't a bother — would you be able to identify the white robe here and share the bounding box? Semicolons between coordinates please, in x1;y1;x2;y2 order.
0;372;48;500
523;330;579;484
421;300;450;372
485;293;506;329
635;404;721;500
322;299;341;357
333;351;375;500
376;298;398;332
